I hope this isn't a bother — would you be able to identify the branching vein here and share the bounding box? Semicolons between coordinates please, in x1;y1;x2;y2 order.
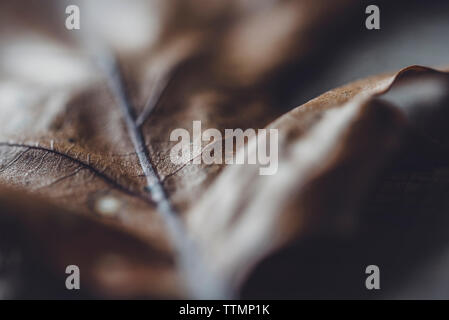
98;51;231;299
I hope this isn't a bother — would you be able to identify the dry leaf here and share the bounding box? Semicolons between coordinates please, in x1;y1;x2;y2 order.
189;66;449;292
0;0;448;299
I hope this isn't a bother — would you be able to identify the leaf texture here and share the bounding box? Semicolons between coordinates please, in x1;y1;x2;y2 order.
0;0;448;299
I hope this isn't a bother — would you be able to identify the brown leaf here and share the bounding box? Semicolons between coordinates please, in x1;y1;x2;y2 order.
188;66;449;290
1;0;448;299
0;0;361;298
0;186;181;298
